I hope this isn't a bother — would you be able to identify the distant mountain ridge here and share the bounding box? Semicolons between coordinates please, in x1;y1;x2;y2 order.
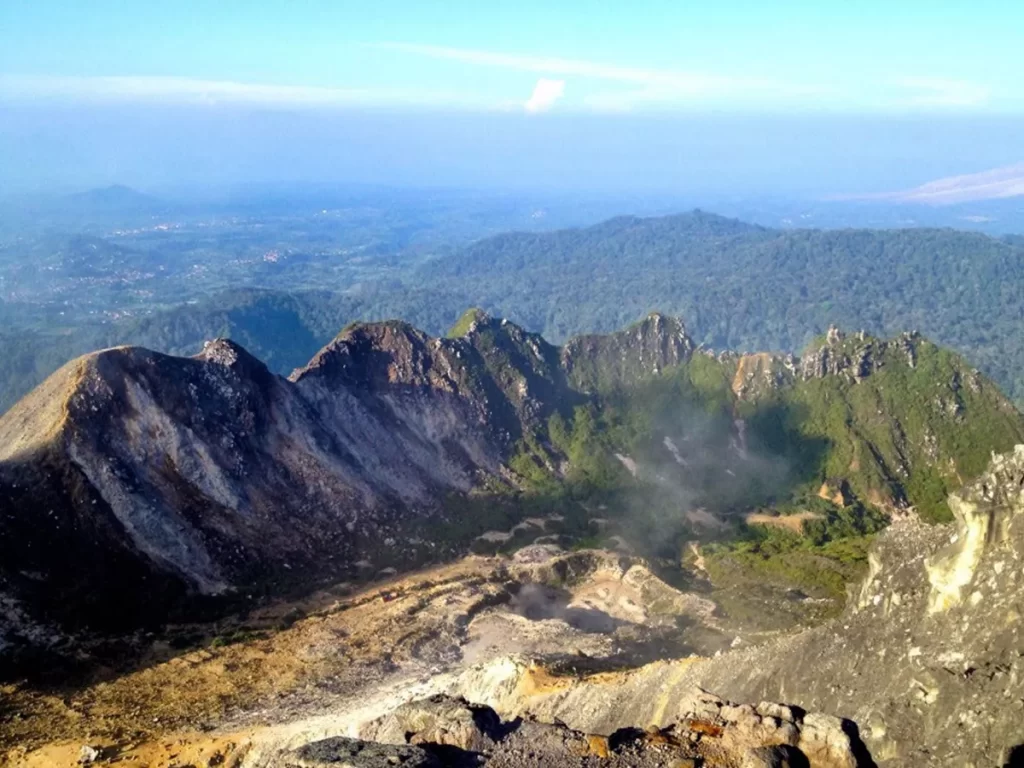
436;210;767;278
419;210;1024;404
65;184;160;206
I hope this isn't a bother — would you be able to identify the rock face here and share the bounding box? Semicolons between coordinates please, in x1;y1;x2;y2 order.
361;695;507;753
0;314;686;647
286;736;446;768
0;318;568;644
698;445;1024;767
727;326;961;398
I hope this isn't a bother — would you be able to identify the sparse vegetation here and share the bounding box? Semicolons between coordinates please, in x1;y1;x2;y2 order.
447;307;488;338
210;628;267;648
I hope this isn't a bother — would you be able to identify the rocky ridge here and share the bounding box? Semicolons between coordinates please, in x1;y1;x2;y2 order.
1;312;1020;660
725;325;945;401
710;445;1024;765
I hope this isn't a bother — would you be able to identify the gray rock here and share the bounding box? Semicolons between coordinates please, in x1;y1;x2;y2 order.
77;745;101;765
742;745;809;768
285;736;444;767
798;713;856;768
362;695;504;752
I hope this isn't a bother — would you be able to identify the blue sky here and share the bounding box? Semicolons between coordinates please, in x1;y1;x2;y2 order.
1;1;1022;194
3;0;1022;113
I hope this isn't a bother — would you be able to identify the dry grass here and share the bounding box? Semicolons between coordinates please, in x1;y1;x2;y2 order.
745;510;822;534
0;356;90;461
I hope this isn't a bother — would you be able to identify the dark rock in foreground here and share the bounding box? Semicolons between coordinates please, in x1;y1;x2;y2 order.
291;693;867;767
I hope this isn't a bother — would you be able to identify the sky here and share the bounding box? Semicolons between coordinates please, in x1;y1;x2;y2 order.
2;0;1023;195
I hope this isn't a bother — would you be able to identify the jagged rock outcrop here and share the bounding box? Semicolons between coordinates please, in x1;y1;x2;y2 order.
926;444;1024;612
722;325;991;406
0;328;526;643
286;737;445;768
361;695;507;753
799;327;922;382
694;446;1024;766
726;327;967;401
562;312;694;392
0;314;579;648
727;351;798;400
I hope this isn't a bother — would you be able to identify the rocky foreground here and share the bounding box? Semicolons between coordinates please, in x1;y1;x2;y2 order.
0;545;866;768
288;691;866;767
5;445;1024;767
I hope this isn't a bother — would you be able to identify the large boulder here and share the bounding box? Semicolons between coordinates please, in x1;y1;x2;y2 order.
361;695;505;752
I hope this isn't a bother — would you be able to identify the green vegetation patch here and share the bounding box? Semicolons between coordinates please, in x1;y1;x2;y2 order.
447;307;489;338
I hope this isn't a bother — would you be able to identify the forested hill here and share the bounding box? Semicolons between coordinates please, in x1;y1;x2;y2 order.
435;210;768;278
422;211;1024;402
4;210;1024;414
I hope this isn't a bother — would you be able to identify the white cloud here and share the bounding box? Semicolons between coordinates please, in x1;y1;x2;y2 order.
885;162;1024;205
375;42;827;106
377;43;1002;113
0;75;367;104
0;74;485;109
893;77;991;107
524;78;564;113
0;58;996;115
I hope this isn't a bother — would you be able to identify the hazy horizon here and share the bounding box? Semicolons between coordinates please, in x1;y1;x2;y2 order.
3;106;1023;199
3;1;1023;199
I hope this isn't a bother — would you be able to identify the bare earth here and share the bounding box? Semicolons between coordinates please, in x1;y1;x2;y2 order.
1;548;732;768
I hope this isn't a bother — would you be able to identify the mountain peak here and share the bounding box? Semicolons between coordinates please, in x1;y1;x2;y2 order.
798;326;927;381
195;337;266;371
1;313;1021;672
562;312;694;392
291;319;434;386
